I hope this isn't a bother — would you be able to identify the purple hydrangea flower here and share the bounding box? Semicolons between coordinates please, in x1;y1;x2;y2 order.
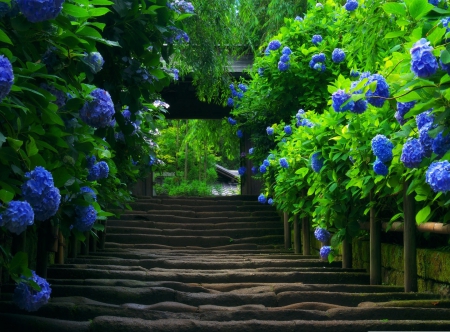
83;52;104;74
320;246;332;259
87;164;101;181
284;125;292;135
312;35;323;45
2;201;34;235
73;205;97;232
416;109;434;130
432;131;450;157
441;17;450;32
0;55;14;101
373;158;389;176
426;161;450;192
237;129;243;138
17;0;64;23
266;127;274;135
268;40;281;51
314;227;331;242
278;61;290;71
410;38;438;78
351;99;368;114
371;134;393;163
350;69;360;77
331;48;345;63
172;68;179;81
332;89;354;112
259;165;267;173
395;101;416;125
86;155;96;169
13;271;51;312
80;186;97;201
298;119;315;127
344;0;358;11
263;159;270;167
280;54;290;63
228;117;237;125
428;0;439;5
258;193;267;204
311;152;323;173
279;158;289;168
79;88;115;128
312;53;326;63
401;138;425;168
238;166;246;176
313;63;326;71
365;74;389;108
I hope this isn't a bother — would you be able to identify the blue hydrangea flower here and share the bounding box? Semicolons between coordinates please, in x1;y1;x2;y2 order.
266;127;274;135
316;3;323;7
17;0;64;23
280;54;290;63
298;119;315;127
332;89;354;112
416;109;434;130
40;84;66;109
258;193;267;204
228;117;237;125
84;52;104;74
263;159;270;167
238;166;246;176
419;124;434;157
365;74;389;108
440;56;450;74
2;201;34;235
428;0;439;5
350;99;367;114
279;158;289;168
87;163;101;181
264;47;270;56
311;152;323;173
373;158;389;176
97;161;109;179
432;131;450;157
410;38;438;78
33;187;60;221
344;0;358;11
282;47;292;55
172;68;179;81
312;53;326;63
73;205;97;232
312;35;323;45
251;166;258;174
426;161;450;193
227;98;234;107
0;55;14;101
13;271;51;312
284;125;292;135
278;61;290;71
258;67;264;76
401;138;425;168
79;88;115;128
249;148;254;154
80;186;97;201
259;165;267;173
320;246;332;259
395;101;416;125
371;134;393;163
237;129;243;138
86;155;96;169
268;40;281;51
295;16;303;21
314;227;331;242
268;198;273;205
331;48;345;63
350;69;360;77
441;17;450;32
313;63;326;71
296;109;305;120
238;83;248;92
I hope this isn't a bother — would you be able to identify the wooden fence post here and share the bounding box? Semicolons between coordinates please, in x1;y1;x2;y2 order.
302;216;311;255
80;231;90;255
36;225;49;278
284;212;291;250
11;231;26;255
342;237;352;268
404;180;417;292
57;232;64;264
370;191;381;285
99;221;107;250
69;235;77;259
294;215;301;254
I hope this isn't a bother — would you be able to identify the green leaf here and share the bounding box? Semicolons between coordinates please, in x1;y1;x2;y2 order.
63;3;89;17
405;0;434;20
42;108;64;126
382;2;406;17
90;0;113;5
26;135;38;157
8;252;28;276
385;31;406;39
0;28;13;45
72;228;86;242
0;132;5;147
415;205;431;224
0;189;14;203
92;223;105;231
441;50;450;65
99;149;111;158
52;167;73;188
88;7;110;16
7;137;23;151
77;26;103;39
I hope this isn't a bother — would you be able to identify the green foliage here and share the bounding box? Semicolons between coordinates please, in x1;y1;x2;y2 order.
155;177;214;196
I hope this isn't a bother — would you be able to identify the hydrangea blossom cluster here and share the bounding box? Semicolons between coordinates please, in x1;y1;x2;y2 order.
79;88;115;128
251;166;258;174
258;193;267;204
41;46;60;73
238;166;246;176
80;186;97;201
426;161;450;193
350;70;360;77
73;205;97;232
344;0;358;11
279;158;289;168
311;152;324;173
0;55;14;101
17;0;64;23
419;125;434;157
314;228;331;243
371;135;393;163
167;26;190;43
373;158;389;176
259;165;267;173
295;16;303;21
87;161;109;181
320;246;332;259
311;35;323;45
309;53;326;72
268;40;281;51
331;48;345;63
227;98;234;107
0;201;34;235
440;53;450;74
13;271;51;311
266;126;274;135
432;131;450;157
83;52;104;74
395;101;415;125
268;198;274;205
22;166;60;221
400;138;425;168
167;0;194;13
237;129;243;138
284;125;292;135
40;83;66;109
416;109;434;130
428;0;439;6
172;68;179;81
365;74;389;108
441;17;450;32
332;89;354;112
278;47;291;71
410;38;438;78
121;107;140;135
86;155;96;169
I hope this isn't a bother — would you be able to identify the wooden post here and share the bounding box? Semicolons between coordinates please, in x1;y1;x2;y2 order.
293;215;301;254
49;226;59;253
283;212;291;250
302;216;311;255
99;221;107;250
11;231;26;254
90;230;97;253
36;226;49;278
404;180;417;292
69;235;77;259
80;231;90;255
370;191;381;285
342;237;352;268
57;232;64;264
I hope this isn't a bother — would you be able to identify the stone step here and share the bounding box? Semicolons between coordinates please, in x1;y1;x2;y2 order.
112;214;280;223
127;203;277;213
106;220;282;230
106;227;284;238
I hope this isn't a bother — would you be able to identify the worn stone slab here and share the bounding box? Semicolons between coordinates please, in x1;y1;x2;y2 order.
0;313;90;332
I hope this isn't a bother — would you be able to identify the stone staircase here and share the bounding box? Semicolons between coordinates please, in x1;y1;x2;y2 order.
1;196;450;331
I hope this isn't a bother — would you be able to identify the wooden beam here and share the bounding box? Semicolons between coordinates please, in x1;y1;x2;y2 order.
403;180;417;292
294;215;301;254
302;216;311;255
370;191;381;285
284;212;291;250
